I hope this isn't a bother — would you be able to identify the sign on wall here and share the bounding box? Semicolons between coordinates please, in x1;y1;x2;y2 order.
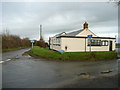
87;35;92;38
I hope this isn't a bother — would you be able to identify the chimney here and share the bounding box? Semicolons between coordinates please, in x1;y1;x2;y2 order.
83;22;88;29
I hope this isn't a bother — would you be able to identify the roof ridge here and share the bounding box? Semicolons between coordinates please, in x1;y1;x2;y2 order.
55;32;66;37
60;29;84;36
66;29;83;34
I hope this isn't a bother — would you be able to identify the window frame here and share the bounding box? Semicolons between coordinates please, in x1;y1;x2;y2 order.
101;40;108;46
87;39;101;46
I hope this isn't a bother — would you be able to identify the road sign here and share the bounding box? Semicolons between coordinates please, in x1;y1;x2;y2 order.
30;40;35;43
30;40;35;48
87;35;92;38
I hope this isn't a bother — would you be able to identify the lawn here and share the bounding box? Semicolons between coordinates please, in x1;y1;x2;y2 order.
28;46;117;61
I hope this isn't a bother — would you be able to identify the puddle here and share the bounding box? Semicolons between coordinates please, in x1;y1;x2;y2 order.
79;73;90;78
101;70;112;74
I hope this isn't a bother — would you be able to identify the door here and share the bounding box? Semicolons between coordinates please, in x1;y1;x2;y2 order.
109;41;112;51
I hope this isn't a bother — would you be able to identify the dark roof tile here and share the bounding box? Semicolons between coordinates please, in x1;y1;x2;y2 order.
61;29;84;36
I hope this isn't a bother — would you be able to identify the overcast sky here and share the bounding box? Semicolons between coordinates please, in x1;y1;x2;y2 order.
1;2;118;42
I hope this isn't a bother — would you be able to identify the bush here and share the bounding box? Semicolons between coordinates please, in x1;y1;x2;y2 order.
2;30;31;50
35;40;48;48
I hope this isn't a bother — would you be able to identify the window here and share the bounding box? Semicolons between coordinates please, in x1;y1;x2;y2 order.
88;39;108;46
102;40;108;46
56;38;60;44
88;39;101;46
58;38;60;43
53;44;61;46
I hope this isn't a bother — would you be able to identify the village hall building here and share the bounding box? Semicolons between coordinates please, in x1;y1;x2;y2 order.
49;22;116;52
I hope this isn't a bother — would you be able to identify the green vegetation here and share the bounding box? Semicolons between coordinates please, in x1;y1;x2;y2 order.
1;30;48;52
116;46;120;48
1;30;31;52
28;46;117;61
35;40;48;48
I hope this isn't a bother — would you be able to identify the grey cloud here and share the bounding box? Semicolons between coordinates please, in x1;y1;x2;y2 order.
1;2;118;41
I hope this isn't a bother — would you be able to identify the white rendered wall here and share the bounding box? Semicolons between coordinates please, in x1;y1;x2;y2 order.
61;38;86;52
61;37;115;52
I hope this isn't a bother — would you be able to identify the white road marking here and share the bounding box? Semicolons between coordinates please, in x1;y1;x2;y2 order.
0;58;12;64
5;59;11;62
0;61;4;64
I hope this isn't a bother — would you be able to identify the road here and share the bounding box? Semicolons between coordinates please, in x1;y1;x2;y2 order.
2;48;119;88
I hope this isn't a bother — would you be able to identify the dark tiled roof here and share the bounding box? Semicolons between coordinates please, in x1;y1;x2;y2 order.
55;29;115;39
61;29;84;37
55;32;66;37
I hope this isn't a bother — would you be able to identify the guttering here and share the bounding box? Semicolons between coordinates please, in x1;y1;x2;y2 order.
57;36;115;39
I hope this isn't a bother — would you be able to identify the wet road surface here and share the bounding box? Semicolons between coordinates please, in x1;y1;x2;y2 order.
2;48;119;88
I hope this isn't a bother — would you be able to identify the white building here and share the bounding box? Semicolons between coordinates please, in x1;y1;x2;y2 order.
49;22;116;52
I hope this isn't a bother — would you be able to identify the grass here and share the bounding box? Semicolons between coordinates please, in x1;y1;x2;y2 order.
28;46;117;61
2;46;29;52
116;46;120;48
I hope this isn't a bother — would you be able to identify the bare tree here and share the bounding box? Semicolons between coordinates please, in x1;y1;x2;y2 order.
2;29;31;49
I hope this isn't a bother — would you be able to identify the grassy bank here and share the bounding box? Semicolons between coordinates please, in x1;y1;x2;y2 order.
28;46;117;61
116;46;120;48
2;47;29;52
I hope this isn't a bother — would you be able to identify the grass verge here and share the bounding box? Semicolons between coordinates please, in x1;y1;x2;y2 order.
2;47;29;52
28;46;117;61
116;46;120;48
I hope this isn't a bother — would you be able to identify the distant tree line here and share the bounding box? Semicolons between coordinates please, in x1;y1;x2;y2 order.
1;30;49;50
2;30;31;49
